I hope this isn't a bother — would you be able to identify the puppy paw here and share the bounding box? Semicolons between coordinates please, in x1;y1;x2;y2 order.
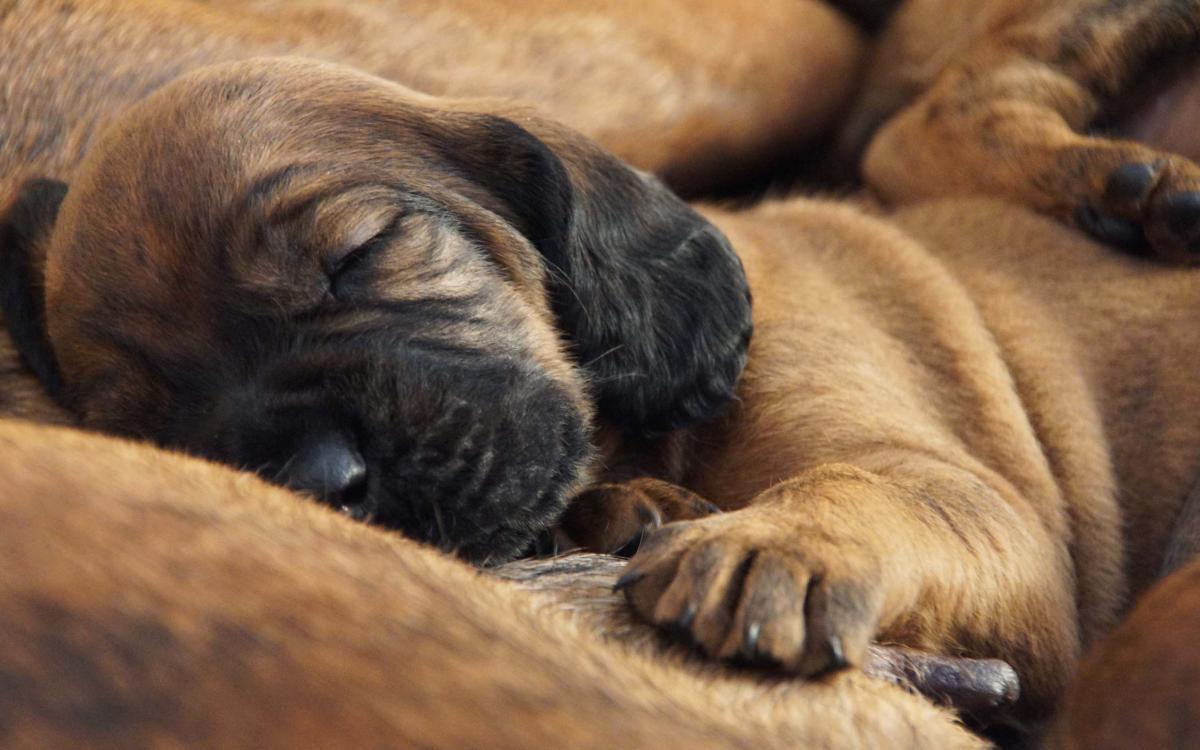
1074;156;1200;263
615;508;884;677
558;478;721;556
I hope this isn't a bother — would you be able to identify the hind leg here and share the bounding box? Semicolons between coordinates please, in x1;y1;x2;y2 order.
864;0;1200;262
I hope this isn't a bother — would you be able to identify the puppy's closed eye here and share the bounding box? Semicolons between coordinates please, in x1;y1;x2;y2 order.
323;218;399;298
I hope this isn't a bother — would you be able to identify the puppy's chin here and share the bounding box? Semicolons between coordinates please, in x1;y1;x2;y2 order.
453;522;563;567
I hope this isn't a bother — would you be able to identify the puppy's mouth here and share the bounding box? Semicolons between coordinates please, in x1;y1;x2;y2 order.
276;461;566;565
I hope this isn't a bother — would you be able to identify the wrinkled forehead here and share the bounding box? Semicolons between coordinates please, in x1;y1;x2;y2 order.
45;60;482;299
71;59;450;224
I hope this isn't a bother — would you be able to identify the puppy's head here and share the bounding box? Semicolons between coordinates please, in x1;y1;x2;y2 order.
0;58;751;563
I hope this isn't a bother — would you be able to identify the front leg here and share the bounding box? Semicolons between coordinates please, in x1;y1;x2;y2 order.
554;475;1022;721
617;459;1078;712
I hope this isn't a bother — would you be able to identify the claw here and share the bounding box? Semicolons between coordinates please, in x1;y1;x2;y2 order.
805;634;851;678
827;634;848;671
676;602;698;631
700;501;723;516
741;621;762;661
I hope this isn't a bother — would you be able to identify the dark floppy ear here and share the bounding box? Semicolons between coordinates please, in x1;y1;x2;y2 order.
0;178;68;399
439;113;752;435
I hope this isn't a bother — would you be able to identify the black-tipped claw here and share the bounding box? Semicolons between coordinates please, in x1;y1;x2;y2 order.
827;635;849;671
806;634;851;679
613;533;644;559
740;621;762;661
700;501;723;516
613;568;646;593
676;602;697;631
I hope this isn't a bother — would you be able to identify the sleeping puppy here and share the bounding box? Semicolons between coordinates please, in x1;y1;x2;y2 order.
0;0;864;563
6;58;1200;725
0;58;754;564
840;0;1200;262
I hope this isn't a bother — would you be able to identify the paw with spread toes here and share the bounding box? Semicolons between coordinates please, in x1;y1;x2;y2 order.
614;506;885;678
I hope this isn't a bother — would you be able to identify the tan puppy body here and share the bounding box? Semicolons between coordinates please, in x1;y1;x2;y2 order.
892;198;1200;593
206;0;864;192
0;419;984;750
0;0;863;205
609;195;1200;714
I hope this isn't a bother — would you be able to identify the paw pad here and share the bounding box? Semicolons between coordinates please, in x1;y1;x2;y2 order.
1103;162;1161;212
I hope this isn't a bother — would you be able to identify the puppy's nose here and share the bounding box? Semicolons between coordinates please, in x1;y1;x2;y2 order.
281;431;368;507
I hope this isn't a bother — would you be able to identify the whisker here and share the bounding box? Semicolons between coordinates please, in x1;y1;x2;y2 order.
542;260;592;326
431;501;448;547
582;344;626;368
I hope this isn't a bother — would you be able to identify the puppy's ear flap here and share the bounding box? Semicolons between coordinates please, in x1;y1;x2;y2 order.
0;178;67;399
442;114;752;435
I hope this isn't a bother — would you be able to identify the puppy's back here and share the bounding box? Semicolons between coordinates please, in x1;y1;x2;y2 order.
0;420;982;749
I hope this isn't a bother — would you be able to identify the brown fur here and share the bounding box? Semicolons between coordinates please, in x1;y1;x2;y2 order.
4;3;1199;744
0;418;984;749
14;56;1200;728
612;194;1194;717
841;0;1200;262
1052;558;1200;749
0;0;863;207
620;192;1200;716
